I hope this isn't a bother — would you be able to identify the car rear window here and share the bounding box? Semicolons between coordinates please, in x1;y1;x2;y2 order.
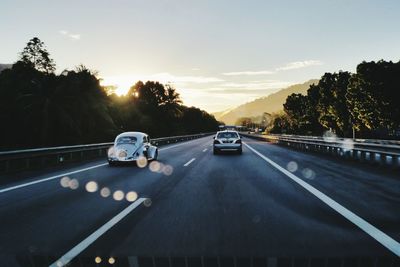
116;136;137;144
217;132;239;139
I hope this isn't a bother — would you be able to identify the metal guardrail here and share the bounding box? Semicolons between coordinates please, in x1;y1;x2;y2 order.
0;133;213;174
241;133;400;168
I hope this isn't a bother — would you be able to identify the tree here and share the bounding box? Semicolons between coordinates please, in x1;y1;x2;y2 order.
20;37;56;73
347;60;400;134
315;72;352;136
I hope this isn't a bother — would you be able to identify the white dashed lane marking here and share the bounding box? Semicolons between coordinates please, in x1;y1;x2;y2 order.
184;158;196;167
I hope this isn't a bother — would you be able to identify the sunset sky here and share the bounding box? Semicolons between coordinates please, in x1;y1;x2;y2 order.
1;0;400;112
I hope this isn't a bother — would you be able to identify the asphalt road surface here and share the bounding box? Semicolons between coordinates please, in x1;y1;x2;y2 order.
0;136;399;267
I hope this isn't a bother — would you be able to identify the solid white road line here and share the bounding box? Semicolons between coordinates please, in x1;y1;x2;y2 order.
0;163;108;194
0;137;209;194
203;148;208;152
49;198;146;267
184;158;196;167
243;142;400;257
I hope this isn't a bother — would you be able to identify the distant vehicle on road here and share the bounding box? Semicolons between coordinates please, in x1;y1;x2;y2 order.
107;132;158;166
213;130;242;154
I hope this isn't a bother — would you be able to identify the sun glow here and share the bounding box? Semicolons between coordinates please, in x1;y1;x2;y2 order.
100;76;137;96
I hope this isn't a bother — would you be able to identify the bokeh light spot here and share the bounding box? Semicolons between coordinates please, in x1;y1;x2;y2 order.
286;161;298;172
162;164;173;176
95;256;102;264
108;257;116;264
68;179;79;190
113;190;125;201
143;198;152;207
323;131;337;142
85;181;98;193
60;176;70;188
100;187;111;198
136;156;148;168
126;191;138;202
149;161;162;172
302;168;315;179
341;138;354;152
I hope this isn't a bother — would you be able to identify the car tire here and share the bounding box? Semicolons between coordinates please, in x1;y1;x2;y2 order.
238;148;242;154
213;148;219;155
153;149;158;161
108;161;116;167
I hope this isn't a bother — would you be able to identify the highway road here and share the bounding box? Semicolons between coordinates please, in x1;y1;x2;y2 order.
0;136;399;267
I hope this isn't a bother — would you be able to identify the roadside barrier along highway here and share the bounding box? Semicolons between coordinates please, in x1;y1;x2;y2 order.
0;133;214;174
241;133;400;169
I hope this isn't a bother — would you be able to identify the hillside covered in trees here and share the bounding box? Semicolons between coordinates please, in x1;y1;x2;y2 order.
269;61;400;139
214;80;318;125
0;38;219;149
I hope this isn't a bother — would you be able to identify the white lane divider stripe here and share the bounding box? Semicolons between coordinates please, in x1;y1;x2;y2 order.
49;198;146;267
0;137;208;194
184;158;196;167
244;142;400;257
202;148;208;152
0;163;108;194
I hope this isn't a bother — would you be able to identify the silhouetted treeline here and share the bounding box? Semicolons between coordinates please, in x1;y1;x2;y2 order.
0;38;219;149
270;61;400;139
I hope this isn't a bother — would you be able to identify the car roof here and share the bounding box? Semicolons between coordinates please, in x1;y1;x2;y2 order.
115;132;147;140
216;130;239;134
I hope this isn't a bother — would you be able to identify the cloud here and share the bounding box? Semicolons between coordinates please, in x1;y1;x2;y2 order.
276;60;322;71
222;60;323;76
222;70;274;76
59;30;81;40
220;80;292;89
148;72;224;84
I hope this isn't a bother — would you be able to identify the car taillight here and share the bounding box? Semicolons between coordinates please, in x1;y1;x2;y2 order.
213;140;220;144
235;139;242;144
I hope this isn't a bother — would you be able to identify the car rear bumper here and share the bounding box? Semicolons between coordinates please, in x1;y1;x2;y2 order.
214;144;242;150
108;157;138;162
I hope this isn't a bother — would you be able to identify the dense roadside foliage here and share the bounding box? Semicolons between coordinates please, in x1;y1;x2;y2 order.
269;62;400;139
0;38;219;149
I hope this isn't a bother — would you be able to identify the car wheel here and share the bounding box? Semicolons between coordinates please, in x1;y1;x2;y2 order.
153;149;158;160
213;148;218;155
108;160;116;167
238;148;242;154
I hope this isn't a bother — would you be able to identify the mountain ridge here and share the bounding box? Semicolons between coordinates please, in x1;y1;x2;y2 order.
214;79;318;124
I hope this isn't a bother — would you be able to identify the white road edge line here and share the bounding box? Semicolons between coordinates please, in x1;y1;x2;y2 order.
0;137;207;194
243;142;400;257
0;163;108;194
184;158;196;167
49;198;146;267
202;148;208;152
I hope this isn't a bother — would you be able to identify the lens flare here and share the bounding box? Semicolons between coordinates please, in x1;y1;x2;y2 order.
323;131;337;143
95;256;102;263
143;198;152;207
68;179;79;190
149;161;162;172
286;161;298;172
108;257;116;264
113;190;124;201
302;168;315;179
60;176;70;188
341;138;354;152
126;191;138;202
100;187;111;198
136;156;148;168
85;181;98;193
162;164;173;176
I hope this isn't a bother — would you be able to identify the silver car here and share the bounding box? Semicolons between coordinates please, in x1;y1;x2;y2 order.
213;130;242;154
107;132;158;166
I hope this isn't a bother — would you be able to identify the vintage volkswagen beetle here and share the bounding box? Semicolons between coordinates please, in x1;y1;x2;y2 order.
107;132;158;166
